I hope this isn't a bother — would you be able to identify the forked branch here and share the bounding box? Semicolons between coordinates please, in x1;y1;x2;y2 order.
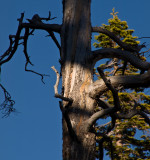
97;67;120;110
0;12;61;67
91;48;150;71
88;69;150;99
0;13;24;66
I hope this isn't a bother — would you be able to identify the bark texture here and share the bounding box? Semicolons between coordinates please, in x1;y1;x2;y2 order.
61;0;96;159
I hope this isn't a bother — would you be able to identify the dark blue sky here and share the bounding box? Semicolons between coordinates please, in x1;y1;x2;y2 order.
0;0;150;159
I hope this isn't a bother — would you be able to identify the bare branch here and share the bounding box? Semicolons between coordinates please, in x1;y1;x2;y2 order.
92;27;144;52
22;27;49;83
136;37;150;40
47;30;61;52
51;66;73;102
22;23;61;33
116;109;138;119
97;67;120;110
59;101;79;142
40;11;57;21
96;98;113;109
0;84;16;117
25;61;49;84
23;27;34;65
85;107;116;131
0;13;24;66
138;111;150;125
96;133;114;160
0;36;14;62
91;48;150;71
89;69;150;99
0;12;61;68
26;13;61;51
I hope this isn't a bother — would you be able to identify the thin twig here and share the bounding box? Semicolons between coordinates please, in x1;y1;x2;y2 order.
25;61;49;84
0;84;16;117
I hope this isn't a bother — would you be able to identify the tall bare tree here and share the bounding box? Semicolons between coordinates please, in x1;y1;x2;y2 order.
0;1;150;159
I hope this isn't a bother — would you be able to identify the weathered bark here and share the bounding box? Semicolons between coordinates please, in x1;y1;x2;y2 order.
61;0;96;159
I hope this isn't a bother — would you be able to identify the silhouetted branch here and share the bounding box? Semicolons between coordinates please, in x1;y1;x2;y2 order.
26;13;61;51
0;13;24;66
0;84;15;117
0;12;61;67
91;48;150;71
25;61;49;84
40;11;57;21
23;27;34;65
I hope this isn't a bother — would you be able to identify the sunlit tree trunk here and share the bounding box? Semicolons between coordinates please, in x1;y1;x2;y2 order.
61;0;96;159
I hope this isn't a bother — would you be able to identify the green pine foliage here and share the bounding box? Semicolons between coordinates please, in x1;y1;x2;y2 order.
93;8;140;49
94;9;150;160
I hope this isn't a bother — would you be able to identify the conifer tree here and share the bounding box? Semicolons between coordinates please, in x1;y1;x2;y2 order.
94;9;150;159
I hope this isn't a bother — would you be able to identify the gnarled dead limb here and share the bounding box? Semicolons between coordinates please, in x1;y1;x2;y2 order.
89;70;150;99
97;67;120;110
25;61;49;84
84;107;116;132
51;66;73;102
26;13;61;51
0;13;61;67
91;48;150;71
23;27;49;83
22;23;61;33
92;27;145;52
0;13;24;66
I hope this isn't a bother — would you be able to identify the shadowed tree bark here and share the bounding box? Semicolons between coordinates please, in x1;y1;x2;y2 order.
0;0;150;159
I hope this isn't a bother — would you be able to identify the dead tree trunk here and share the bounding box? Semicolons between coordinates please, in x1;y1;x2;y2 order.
61;0;96;159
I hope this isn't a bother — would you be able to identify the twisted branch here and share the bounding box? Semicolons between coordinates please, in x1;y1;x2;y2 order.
92;27;145;53
51;66;73;102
